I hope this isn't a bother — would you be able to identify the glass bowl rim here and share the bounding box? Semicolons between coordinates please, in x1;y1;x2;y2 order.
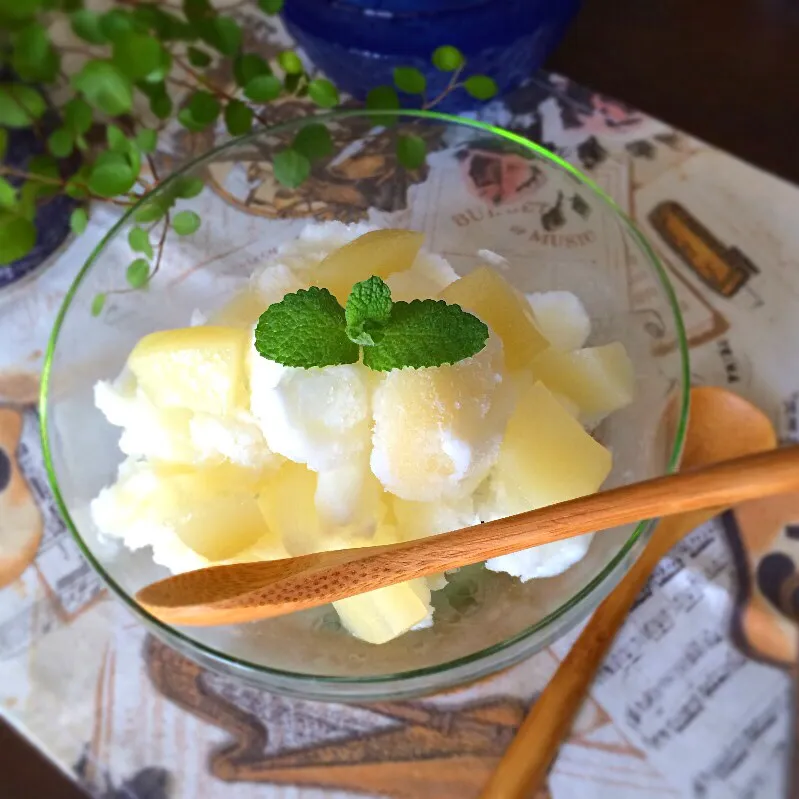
39;108;690;688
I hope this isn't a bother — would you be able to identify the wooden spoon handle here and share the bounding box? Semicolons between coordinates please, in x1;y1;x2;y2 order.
479;509;714;799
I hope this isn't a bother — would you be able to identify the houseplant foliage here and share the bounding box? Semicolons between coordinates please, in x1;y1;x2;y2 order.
0;0;498;303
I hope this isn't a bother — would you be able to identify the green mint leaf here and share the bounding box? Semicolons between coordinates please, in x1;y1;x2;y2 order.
307;78;339;108
91;292;106;317
278;50;303;75
255;287;359;369
432;45;464;72
70;207;88;235
258;0;284;13
393;67;426;95
128;226;153;257
345;276;392;345
0;83;47;128
273;148;310;189
0;178;17;209
172;210;201;235
292;123;333;161
244;74;282;102
463;75;498;101
47;128;74;159
363;299;488;371
233;53;270;87
224;99;253;136
72;60;133;116
396;134;426;170
0;213;36;266
70;10;108;44
126;257;150;289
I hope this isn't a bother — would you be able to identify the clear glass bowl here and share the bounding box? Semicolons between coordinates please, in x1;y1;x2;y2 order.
40;110;689;701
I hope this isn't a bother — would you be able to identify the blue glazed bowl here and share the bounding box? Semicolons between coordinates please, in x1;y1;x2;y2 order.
282;0;582;110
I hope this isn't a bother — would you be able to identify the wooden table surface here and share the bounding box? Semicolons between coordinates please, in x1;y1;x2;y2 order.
3;0;797;795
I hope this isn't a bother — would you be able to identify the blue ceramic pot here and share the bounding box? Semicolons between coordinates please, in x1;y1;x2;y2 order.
1;117;79;291
282;0;582;110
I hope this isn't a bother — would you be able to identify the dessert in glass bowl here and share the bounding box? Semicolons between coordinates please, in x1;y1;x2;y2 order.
41;111;688;699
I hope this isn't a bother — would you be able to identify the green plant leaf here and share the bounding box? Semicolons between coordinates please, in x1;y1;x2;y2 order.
27;154;60;197
224;99;253;136
139;82;172;119
133;196;169;223
98;9;137;43
135;128;157;153
307;78;339;108
91;292;106;317
132;5;191;41
233;53;270;87
172;209;201;235
0;0;43;21
254;287;358;368
173;176;204;199
187;46;212;68
272;148;310;189
0;130;7;161
362;299;488;371
88;151;135;197
345;275;393;345
112;31;170;83
0;213;36;266
70;207;88;235
292;123;333;161
70;10;108;44
0;178;17;209
393;66;426;95
106;124;129;153
278;50;303;75
64;97;93;135
0;83;47;128
128;226;153;257
365;85;400;125
183;0;213;22
258;0;283;13
396;134;426;170
188;90;220;124
463;74;498;101
72;60;133;116
12;22;59;82
431;45;464;72
200;16;241;56
47;128;74;158
244;74;282;102
17;183;39;220
126;257;150;288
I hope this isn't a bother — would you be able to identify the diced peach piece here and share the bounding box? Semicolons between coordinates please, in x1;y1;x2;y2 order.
314;229;424;303
440;267;549;370
128;326;248;416
531;342;634;421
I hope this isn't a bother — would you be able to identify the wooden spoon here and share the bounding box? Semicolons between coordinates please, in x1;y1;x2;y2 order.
138;435;797;628
480;386;778;799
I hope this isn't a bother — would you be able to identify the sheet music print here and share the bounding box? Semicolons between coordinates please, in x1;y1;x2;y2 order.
0;408;103;661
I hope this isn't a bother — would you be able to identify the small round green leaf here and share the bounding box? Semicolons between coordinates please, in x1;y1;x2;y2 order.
133;197;169;223
148;87;172;120
188;90;220;124
126;258;150;289
88;151;136;197
70;207;88;235
393;67;426;95
201;16;241;56
244;74;282;103
292;123;333;161
98;10;136;43
91;292;106;317
70;10;108;45
64;97;93;135
0;178;17;209
172;210;201;236
12;22;59;82
278;50;303;75
307;78;339;108
135;128;157;154
0;84;46;128
366;85;400;112
187;46;212;68
431;45;464;72
272;148;310;189
173;176;204;199
258;0;284;13
396;134;426;170
128;226;153;257
0;214;36;266
72;60;133;116
112;32;169;83
106;124;129;153
463;74;498;101
224;99;254;136
47;128;74;159
233;53;270;87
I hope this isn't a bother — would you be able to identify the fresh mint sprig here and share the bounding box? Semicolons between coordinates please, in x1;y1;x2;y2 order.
254;276;488;371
